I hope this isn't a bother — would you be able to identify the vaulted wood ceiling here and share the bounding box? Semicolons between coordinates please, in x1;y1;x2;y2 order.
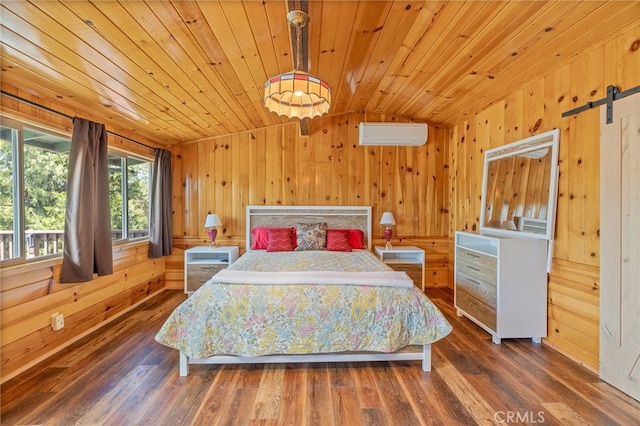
1;1;638;146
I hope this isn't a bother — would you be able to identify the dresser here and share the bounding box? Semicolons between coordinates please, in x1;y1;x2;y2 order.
184;246;239;294
454;231;547;344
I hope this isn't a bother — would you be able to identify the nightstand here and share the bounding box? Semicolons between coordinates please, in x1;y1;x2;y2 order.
184;246;239;294
374;246;425;291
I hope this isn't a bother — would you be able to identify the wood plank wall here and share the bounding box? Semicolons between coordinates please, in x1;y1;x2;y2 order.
449;24;640;372
2;22;636;381
0;87;167;383
167;111;451;290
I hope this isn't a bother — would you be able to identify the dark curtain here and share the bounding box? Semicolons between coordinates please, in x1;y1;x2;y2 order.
60;118;113;283
148;148;173;258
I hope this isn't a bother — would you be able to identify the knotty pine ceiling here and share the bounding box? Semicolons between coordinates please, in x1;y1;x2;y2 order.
1;1;638;146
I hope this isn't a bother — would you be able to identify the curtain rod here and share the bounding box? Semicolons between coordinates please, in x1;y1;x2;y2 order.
1;90;157;151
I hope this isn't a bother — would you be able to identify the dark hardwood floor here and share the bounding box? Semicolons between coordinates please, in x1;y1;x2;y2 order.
1;287;638;425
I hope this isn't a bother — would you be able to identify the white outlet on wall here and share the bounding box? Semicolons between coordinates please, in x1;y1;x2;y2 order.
51;312;64;331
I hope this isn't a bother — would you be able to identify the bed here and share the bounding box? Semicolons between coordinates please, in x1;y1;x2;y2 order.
155;206;452;376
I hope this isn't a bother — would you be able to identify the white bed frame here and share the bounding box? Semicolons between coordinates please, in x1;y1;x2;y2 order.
179;205;432;376
244;205;373;251
180;346;431;376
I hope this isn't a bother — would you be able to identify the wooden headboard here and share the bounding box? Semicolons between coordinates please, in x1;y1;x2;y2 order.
246;206;372;251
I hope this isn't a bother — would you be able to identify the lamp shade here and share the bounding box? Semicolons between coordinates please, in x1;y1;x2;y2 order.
205;214;221;228
380;212;396;226
264;71;331;119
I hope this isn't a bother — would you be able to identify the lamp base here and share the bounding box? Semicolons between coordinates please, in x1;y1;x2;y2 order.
207;228;218;248
384;227;393;250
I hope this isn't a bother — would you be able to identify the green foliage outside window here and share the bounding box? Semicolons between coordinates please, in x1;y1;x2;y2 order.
108;156;123;238
127;161;150;236
23;144;68;231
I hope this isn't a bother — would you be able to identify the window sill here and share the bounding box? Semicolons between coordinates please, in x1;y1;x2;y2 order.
0;239;151;272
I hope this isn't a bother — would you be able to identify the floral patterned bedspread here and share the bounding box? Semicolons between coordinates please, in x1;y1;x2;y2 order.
155;251;452;358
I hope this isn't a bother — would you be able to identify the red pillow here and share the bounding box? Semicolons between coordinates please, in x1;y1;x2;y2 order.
251;227;270;249
251;227;297;250
326;229;352;252
266;228;294;252
348;229;365;249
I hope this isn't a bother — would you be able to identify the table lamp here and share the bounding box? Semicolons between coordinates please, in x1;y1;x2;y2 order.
380;212;396;250
205;214;222;247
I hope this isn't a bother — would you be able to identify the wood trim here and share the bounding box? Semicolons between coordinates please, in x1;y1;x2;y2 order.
0;242;166;383
0;289;166;384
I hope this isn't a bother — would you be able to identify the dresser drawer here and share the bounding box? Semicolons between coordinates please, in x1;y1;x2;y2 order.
455;271;496;308
456;287;497;330
456;247;497;284
186;263;228;293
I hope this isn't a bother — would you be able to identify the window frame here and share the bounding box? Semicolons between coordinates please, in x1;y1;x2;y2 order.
108;148;154;245
0;117;71;264
0;116;153;266
126;155;153;242
0;120;25;263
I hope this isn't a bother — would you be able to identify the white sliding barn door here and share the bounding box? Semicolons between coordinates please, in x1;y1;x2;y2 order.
600;92;640;401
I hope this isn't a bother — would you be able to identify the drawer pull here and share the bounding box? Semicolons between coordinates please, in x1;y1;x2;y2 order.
467;277;481;285
468;266;481;272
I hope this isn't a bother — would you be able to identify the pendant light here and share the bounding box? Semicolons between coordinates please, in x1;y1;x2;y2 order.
263;10;331;119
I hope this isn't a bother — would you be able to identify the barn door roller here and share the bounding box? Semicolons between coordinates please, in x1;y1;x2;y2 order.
562;84;640;124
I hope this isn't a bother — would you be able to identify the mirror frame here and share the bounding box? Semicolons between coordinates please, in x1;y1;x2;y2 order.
480;129;560;242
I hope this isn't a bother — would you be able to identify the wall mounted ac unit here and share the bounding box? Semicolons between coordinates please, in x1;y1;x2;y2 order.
358;122;428;146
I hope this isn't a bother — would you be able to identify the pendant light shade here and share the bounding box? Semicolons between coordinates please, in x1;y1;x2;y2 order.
263;10;331;119
264;71;331;119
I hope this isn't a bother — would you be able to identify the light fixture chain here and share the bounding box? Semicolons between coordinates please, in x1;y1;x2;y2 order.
295;24;302;71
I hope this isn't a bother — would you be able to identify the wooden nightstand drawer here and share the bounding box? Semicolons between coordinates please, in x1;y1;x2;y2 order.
186;263;228;293
386;263;423;288
374;246;425;291
184;246;239;294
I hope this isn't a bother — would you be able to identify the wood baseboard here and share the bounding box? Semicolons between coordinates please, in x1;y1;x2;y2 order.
542;339;598;375
0;288;166;385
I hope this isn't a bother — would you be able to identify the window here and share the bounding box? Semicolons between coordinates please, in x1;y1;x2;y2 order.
24;129;69;258
1;116;153;263
0;125;18;260
1;120;69;261
108;152;152;241
108;154;124;240
127;157;151;239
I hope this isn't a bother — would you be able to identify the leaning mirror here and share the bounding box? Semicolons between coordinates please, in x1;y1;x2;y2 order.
480;129;560;242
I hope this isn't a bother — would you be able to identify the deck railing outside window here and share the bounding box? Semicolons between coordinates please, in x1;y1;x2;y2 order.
0;230;149;261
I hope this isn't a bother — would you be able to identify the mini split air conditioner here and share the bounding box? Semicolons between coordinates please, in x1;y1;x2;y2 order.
358;122;428;146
